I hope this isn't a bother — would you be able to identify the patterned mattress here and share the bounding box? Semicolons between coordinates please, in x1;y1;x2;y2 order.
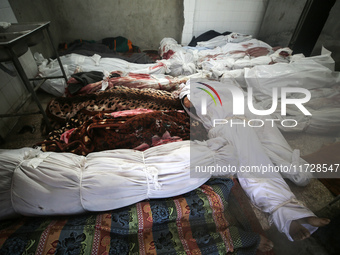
0;179;270;255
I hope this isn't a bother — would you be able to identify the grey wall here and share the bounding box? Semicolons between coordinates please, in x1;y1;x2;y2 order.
257;0;307;47
312;0;340;71
9;0;184;56
9;0;61;58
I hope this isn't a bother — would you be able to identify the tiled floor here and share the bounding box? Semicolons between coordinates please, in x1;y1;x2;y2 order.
0;90;54;149
0;91;340;254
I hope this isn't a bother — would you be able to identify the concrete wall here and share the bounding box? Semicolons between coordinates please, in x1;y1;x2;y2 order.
257;0;307;47
312;0;340;71
10;0;184;52
9;0;60;58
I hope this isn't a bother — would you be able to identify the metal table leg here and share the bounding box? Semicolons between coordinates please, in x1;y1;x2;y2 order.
45;26;68;84
0;22;68;134
8;47;53;132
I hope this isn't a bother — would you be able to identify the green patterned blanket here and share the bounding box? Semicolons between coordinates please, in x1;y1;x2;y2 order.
0;179;267;255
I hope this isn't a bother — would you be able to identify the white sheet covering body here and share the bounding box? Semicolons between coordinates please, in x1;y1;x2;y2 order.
38;54;168;96
179;79;316;241
0;140;236;220
245;58;340;134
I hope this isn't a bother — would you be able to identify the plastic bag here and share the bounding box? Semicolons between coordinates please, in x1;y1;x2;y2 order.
162;51;196;77
159;38;182;59
38;61;70;97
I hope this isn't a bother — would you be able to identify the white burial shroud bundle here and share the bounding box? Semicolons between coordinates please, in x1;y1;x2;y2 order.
0;139;238;220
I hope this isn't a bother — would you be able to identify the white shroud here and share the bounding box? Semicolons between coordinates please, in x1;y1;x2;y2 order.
0;141;224;220
180;79;317;241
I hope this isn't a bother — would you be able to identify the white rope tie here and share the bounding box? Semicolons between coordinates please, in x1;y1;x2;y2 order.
146;167;162;190
271;198;304;214
141;152;162;198
26;151;52;168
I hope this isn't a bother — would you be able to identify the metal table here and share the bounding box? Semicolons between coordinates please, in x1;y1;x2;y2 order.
0;21;67;131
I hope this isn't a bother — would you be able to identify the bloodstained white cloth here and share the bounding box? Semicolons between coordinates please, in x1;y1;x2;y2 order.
178;79;317;241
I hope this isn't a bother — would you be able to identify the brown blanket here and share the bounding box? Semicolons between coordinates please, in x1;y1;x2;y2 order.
46;86;183;125
39;110;207;155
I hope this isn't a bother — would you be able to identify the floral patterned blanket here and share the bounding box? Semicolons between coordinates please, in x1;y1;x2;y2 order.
0;179;269;255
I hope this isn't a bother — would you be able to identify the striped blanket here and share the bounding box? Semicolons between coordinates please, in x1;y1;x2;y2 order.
0;179;265;255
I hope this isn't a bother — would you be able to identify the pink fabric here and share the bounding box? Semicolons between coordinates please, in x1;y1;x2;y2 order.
110;109;184;118
152;131;182;146
133;131;182;151
110;108;155;118
73;72;187;96
60;128;76;144
132;143;150;151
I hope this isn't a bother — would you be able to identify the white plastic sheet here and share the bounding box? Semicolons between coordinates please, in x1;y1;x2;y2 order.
245;57;340;134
